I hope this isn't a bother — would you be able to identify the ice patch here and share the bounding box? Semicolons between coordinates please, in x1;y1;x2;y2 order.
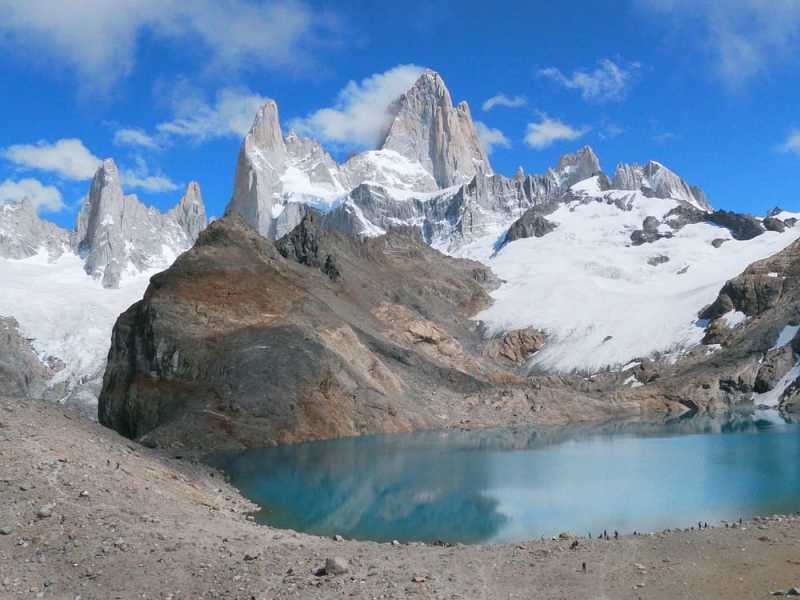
721;310;748;328
770;325;800;351
752;362;800;408
0;250;156;400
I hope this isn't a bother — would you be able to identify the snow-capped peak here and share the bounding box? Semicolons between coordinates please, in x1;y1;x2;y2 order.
379;69;492;188
612;160;712;212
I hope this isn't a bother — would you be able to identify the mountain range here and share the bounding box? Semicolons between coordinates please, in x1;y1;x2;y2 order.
2;69;799;445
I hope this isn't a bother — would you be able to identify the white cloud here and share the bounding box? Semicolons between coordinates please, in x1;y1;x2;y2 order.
538;59;640;103
291;64;425;149
474;121;511;155
598;123;625;140
114;128;160;150
120;157;179;193
0;177;64;212
780;130;800;155
2;138;101;180
636;0;800;88
524;114;590;149
3;137;177;193
0;0;341;91
156;86;269;142
481;94;527;112
653;131;679;143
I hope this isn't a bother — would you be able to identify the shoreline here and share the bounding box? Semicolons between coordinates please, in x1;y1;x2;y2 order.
3;395;800;599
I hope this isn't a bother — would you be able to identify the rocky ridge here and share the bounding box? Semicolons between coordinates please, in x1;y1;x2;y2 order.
75;160;207;287
98;214;664;450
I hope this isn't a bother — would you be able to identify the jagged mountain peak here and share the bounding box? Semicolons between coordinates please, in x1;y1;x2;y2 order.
548;145;602;189
168;181;207;242
612;159;712;211
74;160;208;288
0;196;71;260
380;69;491;188
248;99;285;154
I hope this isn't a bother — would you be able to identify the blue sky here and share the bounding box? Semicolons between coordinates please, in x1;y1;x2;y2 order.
0;0;799;229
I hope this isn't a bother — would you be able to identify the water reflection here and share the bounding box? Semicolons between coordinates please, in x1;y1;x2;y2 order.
213;412;800;544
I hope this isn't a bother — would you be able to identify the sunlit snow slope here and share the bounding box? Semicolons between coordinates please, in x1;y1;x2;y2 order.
457;182;800;373
0;251;156;399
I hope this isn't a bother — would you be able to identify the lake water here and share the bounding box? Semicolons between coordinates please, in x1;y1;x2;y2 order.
213;413;800;544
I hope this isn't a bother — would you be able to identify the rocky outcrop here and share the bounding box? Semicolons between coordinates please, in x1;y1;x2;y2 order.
763;216;786;233
486;328;546;364
549;146;601;189
705;210;764;241
98;216;511;450
0;198;71;259
75;161;208;288
380;70;491;188
504;209;557;244
630;216;671;245
612;161;711;211
0;317;51;398
663;204;706;230
754;345;795;393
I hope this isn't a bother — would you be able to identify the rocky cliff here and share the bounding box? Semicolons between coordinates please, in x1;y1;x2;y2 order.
98;215;662;450
0;198;71;260
75;160;207;287
380;70;491;188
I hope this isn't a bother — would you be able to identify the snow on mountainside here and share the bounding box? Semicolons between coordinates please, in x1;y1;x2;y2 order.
3;65;797;413
226;69;487;240
458;179;800;372
0;165;207;410
222;68;799;374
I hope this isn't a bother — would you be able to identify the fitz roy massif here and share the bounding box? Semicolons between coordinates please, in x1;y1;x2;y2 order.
2;70;800;446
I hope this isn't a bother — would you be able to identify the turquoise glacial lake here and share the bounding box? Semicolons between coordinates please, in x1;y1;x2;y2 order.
214;413;800;544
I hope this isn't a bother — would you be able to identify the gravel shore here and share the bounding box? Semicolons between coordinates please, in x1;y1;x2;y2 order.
2;395;800;599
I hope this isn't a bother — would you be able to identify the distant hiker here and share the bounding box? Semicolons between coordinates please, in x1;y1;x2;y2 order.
588;532;592;539
739;517;743;525
603;529;608;540
704;522;708;529
614;530;619;540
582;562;587;573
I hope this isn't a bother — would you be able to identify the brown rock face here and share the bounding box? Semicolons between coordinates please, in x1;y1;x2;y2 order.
486;328;546;364
98;214;506;450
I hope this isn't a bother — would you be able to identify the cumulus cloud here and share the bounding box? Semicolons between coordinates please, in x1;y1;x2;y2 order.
120;157;179;193
0;177;64;212
524;114;590;149
537;59;640;103
780;130;800;155
156;86;270;142
481;94;527;112
636;0;800;88
2;137;177;193
2;138;100;180
291;64;425;149
0;0;342;91
474;122;511;155
114;128;160;150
